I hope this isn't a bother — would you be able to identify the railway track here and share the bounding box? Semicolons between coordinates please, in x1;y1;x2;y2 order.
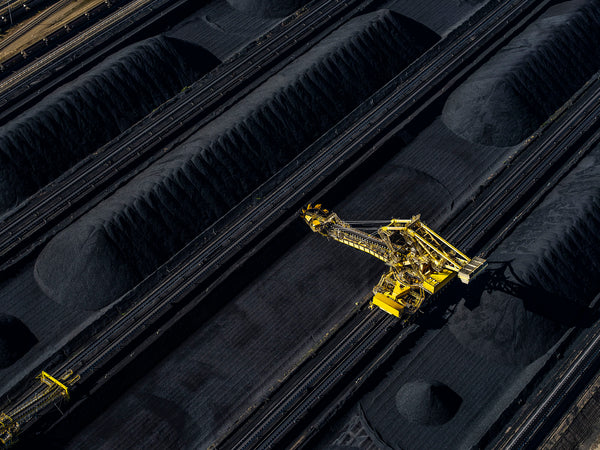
0;0;159;88
0;0;373;270
0;0;70;54
0;0;61;27
0;0;153;92
228;309;398;450
0;0;586;446
0;0;189;123
494;305;600;449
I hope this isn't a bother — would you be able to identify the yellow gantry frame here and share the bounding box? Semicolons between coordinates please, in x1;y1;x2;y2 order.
39;371;71;400
0;369;80;447
301;204;486;319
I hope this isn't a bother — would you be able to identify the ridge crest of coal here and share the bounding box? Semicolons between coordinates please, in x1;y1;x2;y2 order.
0;35;219;213
442;0;600;147
34;10;439;310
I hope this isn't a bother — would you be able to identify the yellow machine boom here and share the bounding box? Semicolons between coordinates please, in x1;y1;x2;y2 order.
301;204;487;318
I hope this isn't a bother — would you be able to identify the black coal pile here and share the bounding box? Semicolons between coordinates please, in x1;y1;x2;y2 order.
226;0;306;18
448;288;565;366
395;380;462;426
443;0;600;147
450;146;600;366
34;10;439;310
0;314;37;369
0;36;219;213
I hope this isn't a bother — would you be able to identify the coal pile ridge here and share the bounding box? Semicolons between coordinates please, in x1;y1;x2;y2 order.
0;36;218;213
0;313;37;369
443;0;600;147
227;0;306;18
34;10;439;310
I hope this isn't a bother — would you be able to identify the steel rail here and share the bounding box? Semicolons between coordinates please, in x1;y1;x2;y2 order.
0;0;190;124
0;0;62;25
496;319;600;449
0;0;69;53
0;0;154;92
230;310;391;449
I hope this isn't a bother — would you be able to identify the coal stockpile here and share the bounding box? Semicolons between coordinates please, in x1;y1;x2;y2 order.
449;146;600;366
226;0;306;17
34;10;439;310
0;36;219;213
0;314;37;369
443;0;600;147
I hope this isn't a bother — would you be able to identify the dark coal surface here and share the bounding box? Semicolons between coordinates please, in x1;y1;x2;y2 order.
395;380;462;426
0;255;95;397
320;142;600;450
226;0;306;18
0;314;37;369
34;10;439;311
326;327;521;450
443;0;600;147
0;36;218;213
449;145;600;366
495;151;600;305
64;120;514;449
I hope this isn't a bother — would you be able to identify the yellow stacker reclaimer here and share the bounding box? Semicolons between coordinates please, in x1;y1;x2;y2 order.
301;204;487;318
